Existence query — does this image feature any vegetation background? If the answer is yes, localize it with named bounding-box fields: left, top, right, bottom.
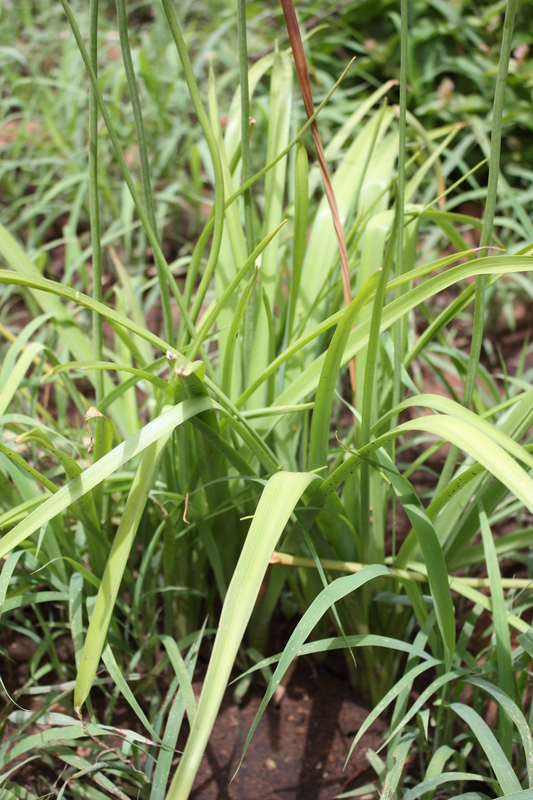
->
left=1, top=0, right=533, bottom=798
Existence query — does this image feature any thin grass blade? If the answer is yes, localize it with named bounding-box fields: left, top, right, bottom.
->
left=450, top=702, right=521, bottom=794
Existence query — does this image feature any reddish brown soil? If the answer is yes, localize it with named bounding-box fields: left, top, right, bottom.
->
left=185, top=660, right=385, bottom=800
left=0, top=647, right=384, bottom=799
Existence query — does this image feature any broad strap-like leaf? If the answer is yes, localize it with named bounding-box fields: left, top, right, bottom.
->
left=166, top=471, right=321, bottom=800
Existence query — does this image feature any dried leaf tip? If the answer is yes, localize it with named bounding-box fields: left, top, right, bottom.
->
left=85, top=406, right=104, bottom=453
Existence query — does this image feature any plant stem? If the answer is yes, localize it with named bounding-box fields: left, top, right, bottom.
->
left=464, top=0, right=517, bottom=403
left=89, top=0, right=104, bottom=405
left=279, top=0, right=355, bottom=397
left=392, top=0, right=407, bottom=413
left=160, top=0, right=225, bottom=332
left=270, top=551, right=533, bottom=589
left=61, top=0, right=197, bottom=341
left=237, top=0, right=254, bottom=255
left=116, top=0, right=174, bottom=345
left=180, top=58, right=354, bottom=338
left=436, top=0, right=517, bottom=491
left=391, top=0, right=408, bottom=560
left=237, top=0, right=256, bottom=386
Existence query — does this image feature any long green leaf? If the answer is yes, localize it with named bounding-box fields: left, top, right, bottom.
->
left=382, top=734, right=417, bottom=800
left=45, top=361, right=173, bottom=398
left=160, top=0, right=225, bottom=327
left=187, top=222, right=285, bottom=360
left=404, top=772, right=493, bottom=800
left=166, top=471, right=320, bottom=800
left=253, top=254, right=533, bottom=415
left=0, top=398, right=212, bottom=559
left=0, top=225, right=116, bottom=399
left=150, top=626, right=205, bottom=799
left=235, top=633, right=435, bottom=680
left=358, top=415, right=533, bottom=520
left=346, top=658, right=441, bottom=763
left=240, top=565, right=409, bottom=771
left=450, top=702, right=521, bottom=795
left=221, top=269, right=257, bottom=399
left=101, top=643, right=160, bottom=742
left=374, top=392, right=533, bottom=472
left=159, top=636, right=197, bottom=725
left=0, top=342, right=44, bottom=417
left=468, top=676, right=533, bottom=786
left=479, top=503, right=514, bottom=760
left=74, top=427, right=171, bottom=710
left=0, top=316, right=51, bottom=393
left=308, top=270, right=381, bottom=472
left=376, top=449, right=455, bottom=667
left=0, top=269, right=173, bottom=356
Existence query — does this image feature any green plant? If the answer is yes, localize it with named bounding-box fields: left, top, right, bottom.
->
left=0, top=0, right=532, bottom=797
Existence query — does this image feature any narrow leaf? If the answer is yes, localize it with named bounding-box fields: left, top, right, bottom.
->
left=450, top=702, right=521, bottom=795
left=74, top=430, right=171, bottom=710
left=0, top=398, right=212, bottom=559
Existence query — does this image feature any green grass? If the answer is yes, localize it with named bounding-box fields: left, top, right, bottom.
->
left=1, top=0, right=533, bottom=798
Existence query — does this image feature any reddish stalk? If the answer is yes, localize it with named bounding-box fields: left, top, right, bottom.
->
left=280, top=0, right=356, bottom=397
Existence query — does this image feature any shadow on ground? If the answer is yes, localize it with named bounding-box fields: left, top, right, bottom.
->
left=185, top=659, right=385, bottom=800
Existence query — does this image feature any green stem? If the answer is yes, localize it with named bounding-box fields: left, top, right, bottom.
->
left=464, top=0, right=518, bottom=406
left=89, top=0, right=104, bottom=405
left=60, top=0, right=197, bottom=342
left=116, top=0, right=174, bottom=344
left=160, top=0, right=225, bottom=332
left=390, top=0, right=409, bottom=560
left=237, top=0, right=256, bottom=387
left=237, top=0, right=254, bottom=254
left=358, top=218, right=397, bottom=559
left=392, top=0, right=408, bottom=414
left=436, top=0, right=517, bottom=491
left=181, top=141, right=242, bottom=320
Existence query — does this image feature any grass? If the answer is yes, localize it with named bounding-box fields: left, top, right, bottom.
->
left=1, top=0, right=533, bottom=797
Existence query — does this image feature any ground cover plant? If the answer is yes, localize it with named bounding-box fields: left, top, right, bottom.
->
left=1, top=0, right=533, bottom=798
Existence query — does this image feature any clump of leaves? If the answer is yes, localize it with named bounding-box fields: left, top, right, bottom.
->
left=0, top=0, right=532, bottom=798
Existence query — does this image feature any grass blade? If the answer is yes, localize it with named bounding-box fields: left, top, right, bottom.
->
left=381, top=735, right=416, bottom=800
left=116, top=0, right=173, bottom=343
left=166, top=471, right=320, bottom=800
left=160, top=0, right=224, bottom=329
left=479, top=502, right=514, bottom=760
left=0, top=342, right=44, bottom=417
left=240, top=565, right=410, bottom=770
left=376, top=449, right=455, bottom=668
left=150, top=627, right=205, bottom=799
left=221, top=269, right=257, bottom=399
left=308, top=271, right=380, bottom=472
left=159, top=636, right=197, bottom=726
left=0, top=397, right=213, bottom=559
left=74, top=426, right=172, bottom=711
left=288, top=139, right=308, bottom=342
left=467, top=676, right=533, bottom=787
left=450, top=702, right=521, bottom=795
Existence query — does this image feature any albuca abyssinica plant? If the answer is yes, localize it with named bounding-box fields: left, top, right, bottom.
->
left=0, top=0, right=532, bottom=797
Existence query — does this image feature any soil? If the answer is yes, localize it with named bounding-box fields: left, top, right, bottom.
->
left=184, top=659, right=385, bottom=800
left=0, top=642, right=384, bottom=799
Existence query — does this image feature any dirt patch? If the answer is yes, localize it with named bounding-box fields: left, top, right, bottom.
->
left=185, top=659, right=385, bottom=800
left=0, top=638, right=385, bottom=799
